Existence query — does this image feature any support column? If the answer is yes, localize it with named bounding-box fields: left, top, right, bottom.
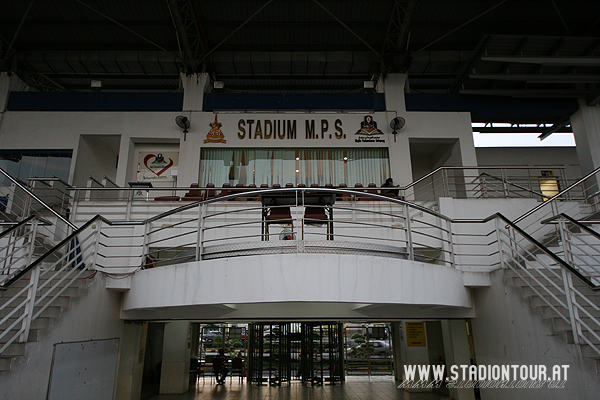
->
left=159, top=321, right=192, bottom=394
left=0, top=72, right=28, bottom=112
left=398, top=320, right=431, bottom=392
left=441, top=319, right=476, bottom=400
left=178, top=72, right=210, bottom=187
left=570, top=100, right=600, bottom=191
left=115, top=322, right=147, bottom=400
left=181, top=72, right=210, bottom=112
left=383, top=74, right=413, bottom=189
left=391, top=321, right=403, bottom=381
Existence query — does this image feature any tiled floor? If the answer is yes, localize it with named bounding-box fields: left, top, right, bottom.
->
left=144, top=376, right=445, bottom=400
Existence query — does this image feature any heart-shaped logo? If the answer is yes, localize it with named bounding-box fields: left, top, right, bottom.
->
left=143, top=154, right=174, bottom=176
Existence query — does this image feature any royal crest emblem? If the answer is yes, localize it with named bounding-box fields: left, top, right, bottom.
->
left=355, top=115, right=384, bottom=136
left=205, top=115, right=226, bottom=143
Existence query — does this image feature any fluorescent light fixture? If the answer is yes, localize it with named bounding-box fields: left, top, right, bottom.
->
left=90, top=80, right=102, bottom=91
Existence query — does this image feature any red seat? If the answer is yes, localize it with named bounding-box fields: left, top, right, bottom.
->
left=218, top=183, right=232, bottom=197
left=266, top=206, right=292, bottom=224
left=338, top=183, right=350, bottom=200
left=206, top=183, right=216, bottom=198
left=304, top=206, right=328, bottom=224
left=182, top=183, right=204, bottom=201
left=154, top=196, right=180, bottom=201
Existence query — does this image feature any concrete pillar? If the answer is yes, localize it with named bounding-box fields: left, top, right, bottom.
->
left=159, top=321, right=192, bottom=394
left=384, top=74, right=412, bottom=188
left=0, top=72, right=28, bottom=112
left=570, top=100, right=600, bottom=191
left=181, top=72, right=210, bottom=112
left=115, top=322, right=147, bottom=400
left=441, top=319, right=476, bottom=400
left=391, top=321, right=404, bottom=381
left=398, top=320, right=431, bottom=392
left=384, top=73, right=407, bottom=113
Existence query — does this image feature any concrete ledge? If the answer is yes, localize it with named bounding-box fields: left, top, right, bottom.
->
left=462, top=271, right=491, bottom=287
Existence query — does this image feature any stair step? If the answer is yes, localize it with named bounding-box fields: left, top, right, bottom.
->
left=1, top=286, right=81, bottom=299
left=0, top=357, right=11, bottom=372
left=0, top=305, right=61, bottom=319
left=0, top=317, right=49, bottom=331
left=0, top=329, right=39, bottom=344
left=581, top=345, right=600, bottom=359
left=1, top=342, right=25, bottom=357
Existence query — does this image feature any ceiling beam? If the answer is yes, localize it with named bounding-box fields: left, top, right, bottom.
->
left=418, top=0, right=510, bottom=51
left=381, top=0, right=416, bottom=72
left=71, top=0, right=184, bottom=63
left=468, top=74, right=600, bottom=83
left=460, top=89, right=597, bottom=97
left=0, top=0, right=35, bottom=69
left=166, top=0, right=200, bottom=73
left=199, top=0, right=275, bottom=63
left=481, top=56, right=600, bottom=66
left=311, top=0, right=382, bottom=61
left=538, top=116, right=571, bottom=140
left=449, top=35, right=491, bottom=93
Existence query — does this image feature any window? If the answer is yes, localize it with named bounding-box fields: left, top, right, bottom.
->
left=0, top=150, right=72, bottom=185
left=199, top=148, right=390, bottom=187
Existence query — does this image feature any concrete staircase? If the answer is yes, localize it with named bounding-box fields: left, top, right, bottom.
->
left=0, top=268, right=92, bottom=372
left=507, top=268, right=600, bottom=372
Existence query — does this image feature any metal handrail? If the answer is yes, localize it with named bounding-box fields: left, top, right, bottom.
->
left=27, top=176, right=72, bottom=188
left=513, top=165, right=600, bottom=225
left=0, top=216, right=36, bottom=239
left=472, top=172, right=546, bottom=198
left=486, top=213, right=598, bottom=290
left=0, top=214, right=136, bottom=289
left=0, top=167, right=77, bottom=230
left=142, top=187, right=452, bottom=224
left=541, top=213, right=600, bottom=240
left=403, top=165, right=568, bottom=191
left=102, top=175, right=119, bottom=187
left=88, top=175, right=104, bottom=187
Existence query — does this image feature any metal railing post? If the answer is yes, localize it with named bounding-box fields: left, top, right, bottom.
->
left=92, top=220, right=102, bottom=270
left=20, top=219, right=40, bottom=342
left=141, top=221, right=150, bottom=268
left=495, top=217, right=507, bottom=270
left=501, top=168, right=509, bottom=198
left=442, top=168, right=449, bottom=197
left=196, top=203, right=206, bottom=261
left=446, top=218, right=455, bottom=268
left=562, top=269, right=581, bottom=345
left=19, top=264, right=40, bottom=343
left=557, top=216, right=582, bottom=344
left=404, top=203, right=414, bottom=261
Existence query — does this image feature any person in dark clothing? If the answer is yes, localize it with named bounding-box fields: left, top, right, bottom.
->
left=382, top=177, right=400, bottom=196
left=213, top=348, right=229, bottom=384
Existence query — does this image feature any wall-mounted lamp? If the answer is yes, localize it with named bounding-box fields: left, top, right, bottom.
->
left=213, top=81, right=225, bottom=90
left=91, top=80, right=102, bottom=91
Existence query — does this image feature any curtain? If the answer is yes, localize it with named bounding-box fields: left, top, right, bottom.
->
left=200, top=148, right=389, bottom=187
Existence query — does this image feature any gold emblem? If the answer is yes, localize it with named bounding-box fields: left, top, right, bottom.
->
left=205, top=115, right=226, bottom=143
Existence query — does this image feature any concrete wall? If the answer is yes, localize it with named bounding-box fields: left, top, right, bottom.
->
left=0, top=274, right=124, bottom=399
left=471, top=269, right=600, bottom=400
left=0, top=107, right=475, bottom=192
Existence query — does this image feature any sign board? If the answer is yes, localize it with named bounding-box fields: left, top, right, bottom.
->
left=405, top=322, right=426, bottom=347
left=138, top=151, right=179, bottom=182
